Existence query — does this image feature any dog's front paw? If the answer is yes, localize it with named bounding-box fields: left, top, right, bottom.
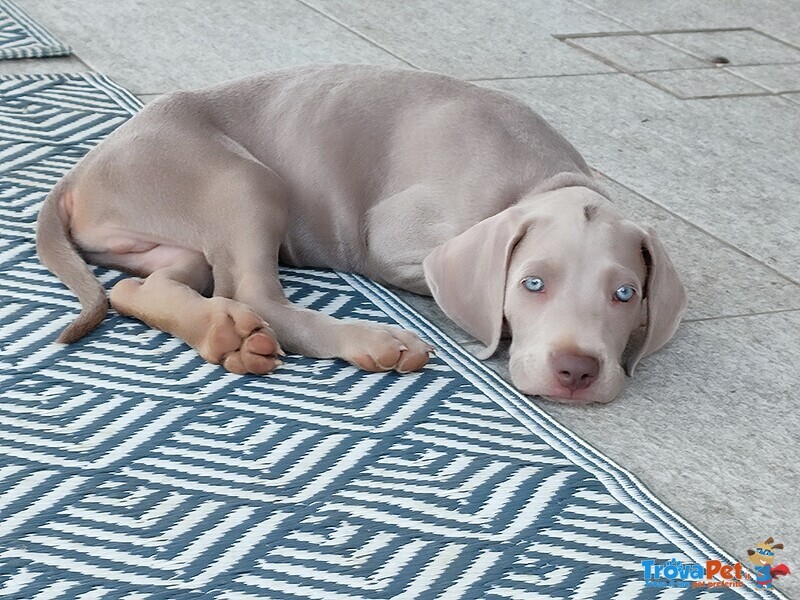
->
left=342, top=325, right=433, bottom=373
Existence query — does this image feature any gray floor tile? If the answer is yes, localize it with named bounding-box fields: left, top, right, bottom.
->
left=304, top=0, right=620, bottom=78
left=136, top=94, right=161, bottom=105
left=782, top=91, right=800, bottom=104
left=16, top=0, right=408, bottom=94
left=482, top=74, right=800, bottom=281
left=727, top=63, right=800, bottom=93
left=638, top=67, right=769, bottom=98
left=466, top=0, right=634, bottom=34
left=0, top=55, right=88, bottom=76
left=655, top=29, right=800, bottom=66
left=569, top=34, right=707, bottom=71
left=576, top=0, right=800, bottom=48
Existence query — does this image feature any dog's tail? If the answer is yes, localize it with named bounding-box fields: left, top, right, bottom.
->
left=36, top=178, right=108, bottom=342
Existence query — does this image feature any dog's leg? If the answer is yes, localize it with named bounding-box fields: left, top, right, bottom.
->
left=206, top=237, right=430, bottom=373
left=109, top=250, right=282, bottom=375
left=214, top=260, right=431, bottom=373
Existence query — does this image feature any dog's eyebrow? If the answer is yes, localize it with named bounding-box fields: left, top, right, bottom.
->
left=583, top=204, right=599, bottom=222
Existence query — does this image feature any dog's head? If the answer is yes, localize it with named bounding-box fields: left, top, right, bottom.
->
left=748, top=538, right=784, bottom=566
left=423, top=186, right=686, bottom=404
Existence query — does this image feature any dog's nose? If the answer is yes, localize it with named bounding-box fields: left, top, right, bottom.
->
left=553, top=353, right=599, bottom=391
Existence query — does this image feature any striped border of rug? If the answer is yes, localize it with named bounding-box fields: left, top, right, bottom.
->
left=0, top=0, right=70, bottom=59
left=0, top=72, right=789, bottom=599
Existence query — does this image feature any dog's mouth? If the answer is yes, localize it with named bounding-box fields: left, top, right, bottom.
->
left=513, top=375, right=616, bottom=404
left=540, top=387, right=611, bottom=405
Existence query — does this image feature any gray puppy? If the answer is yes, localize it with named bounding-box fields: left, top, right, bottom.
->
left=37, top=64, right=686, bottom=403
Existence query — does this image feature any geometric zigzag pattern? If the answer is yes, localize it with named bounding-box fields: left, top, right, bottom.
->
left=0, top=72, right=784, bottom=599
left=0, top=0, right=70, bottom=59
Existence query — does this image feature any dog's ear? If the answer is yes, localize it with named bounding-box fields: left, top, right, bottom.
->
left=423, top=207, right=532, bottom=359
left=624, top=225, right=687, bottom=375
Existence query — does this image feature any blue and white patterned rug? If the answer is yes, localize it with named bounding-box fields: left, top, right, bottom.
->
left=0, top=73, right=787, bottom=599
left=0, top=0, right=70, bottom=60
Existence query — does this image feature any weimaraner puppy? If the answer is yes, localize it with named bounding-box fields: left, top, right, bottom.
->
left=37, top=64, right=687, bottom=404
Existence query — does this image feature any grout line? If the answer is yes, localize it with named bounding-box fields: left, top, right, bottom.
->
left=556, top=26, right=757, bottom=39
left=71, top=53, right=95, bottom=72
left=560, top=38, right=642, bottom=76
left=638, top=61, right=800, bottom=72
left=744, top=27, right=800, bottom=53
left=566, top=0, right=640, bottom=31
left=719, top=67, right=776, bottom=95
left=781, top=93, right=800, bottom=104
left=660, top=88, right=773, bottom=100
left=681, top=92, right=779, bottom=100
left=469, top=70, right=619, bottom=82
left=50, top=41, right=100, bottom=74
left=723, top=66, right=800, bottom=95
left=294, top=0, right=421, bottom=70
left=683, top=308, right=800, bottom=324
left=595, top=172, right=800, bottom=287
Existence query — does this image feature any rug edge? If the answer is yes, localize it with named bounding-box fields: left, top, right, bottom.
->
left=0, top=0, right=71, bottom=60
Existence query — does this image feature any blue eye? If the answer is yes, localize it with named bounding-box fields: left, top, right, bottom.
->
left=522, top=276, right=545, bottom=292
left=614, top=285, right=635, bottom=302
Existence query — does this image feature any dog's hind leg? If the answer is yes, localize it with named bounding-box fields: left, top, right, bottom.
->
left=232, top=276, right=433, bottom=373
left=109, top=247, right=282, bottom=375
left=204, top=169, right=433, bottom=374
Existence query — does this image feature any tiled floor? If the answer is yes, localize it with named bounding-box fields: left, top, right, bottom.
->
left=9, top=1, right=800, bottom=594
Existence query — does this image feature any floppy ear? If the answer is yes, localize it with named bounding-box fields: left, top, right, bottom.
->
left=423, top=207, right=532, bottom=359
left=624, top=226, right=687, bottom=375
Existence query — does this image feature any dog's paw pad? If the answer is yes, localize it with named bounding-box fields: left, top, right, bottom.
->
left=198, top=299, right=281, bottom=375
